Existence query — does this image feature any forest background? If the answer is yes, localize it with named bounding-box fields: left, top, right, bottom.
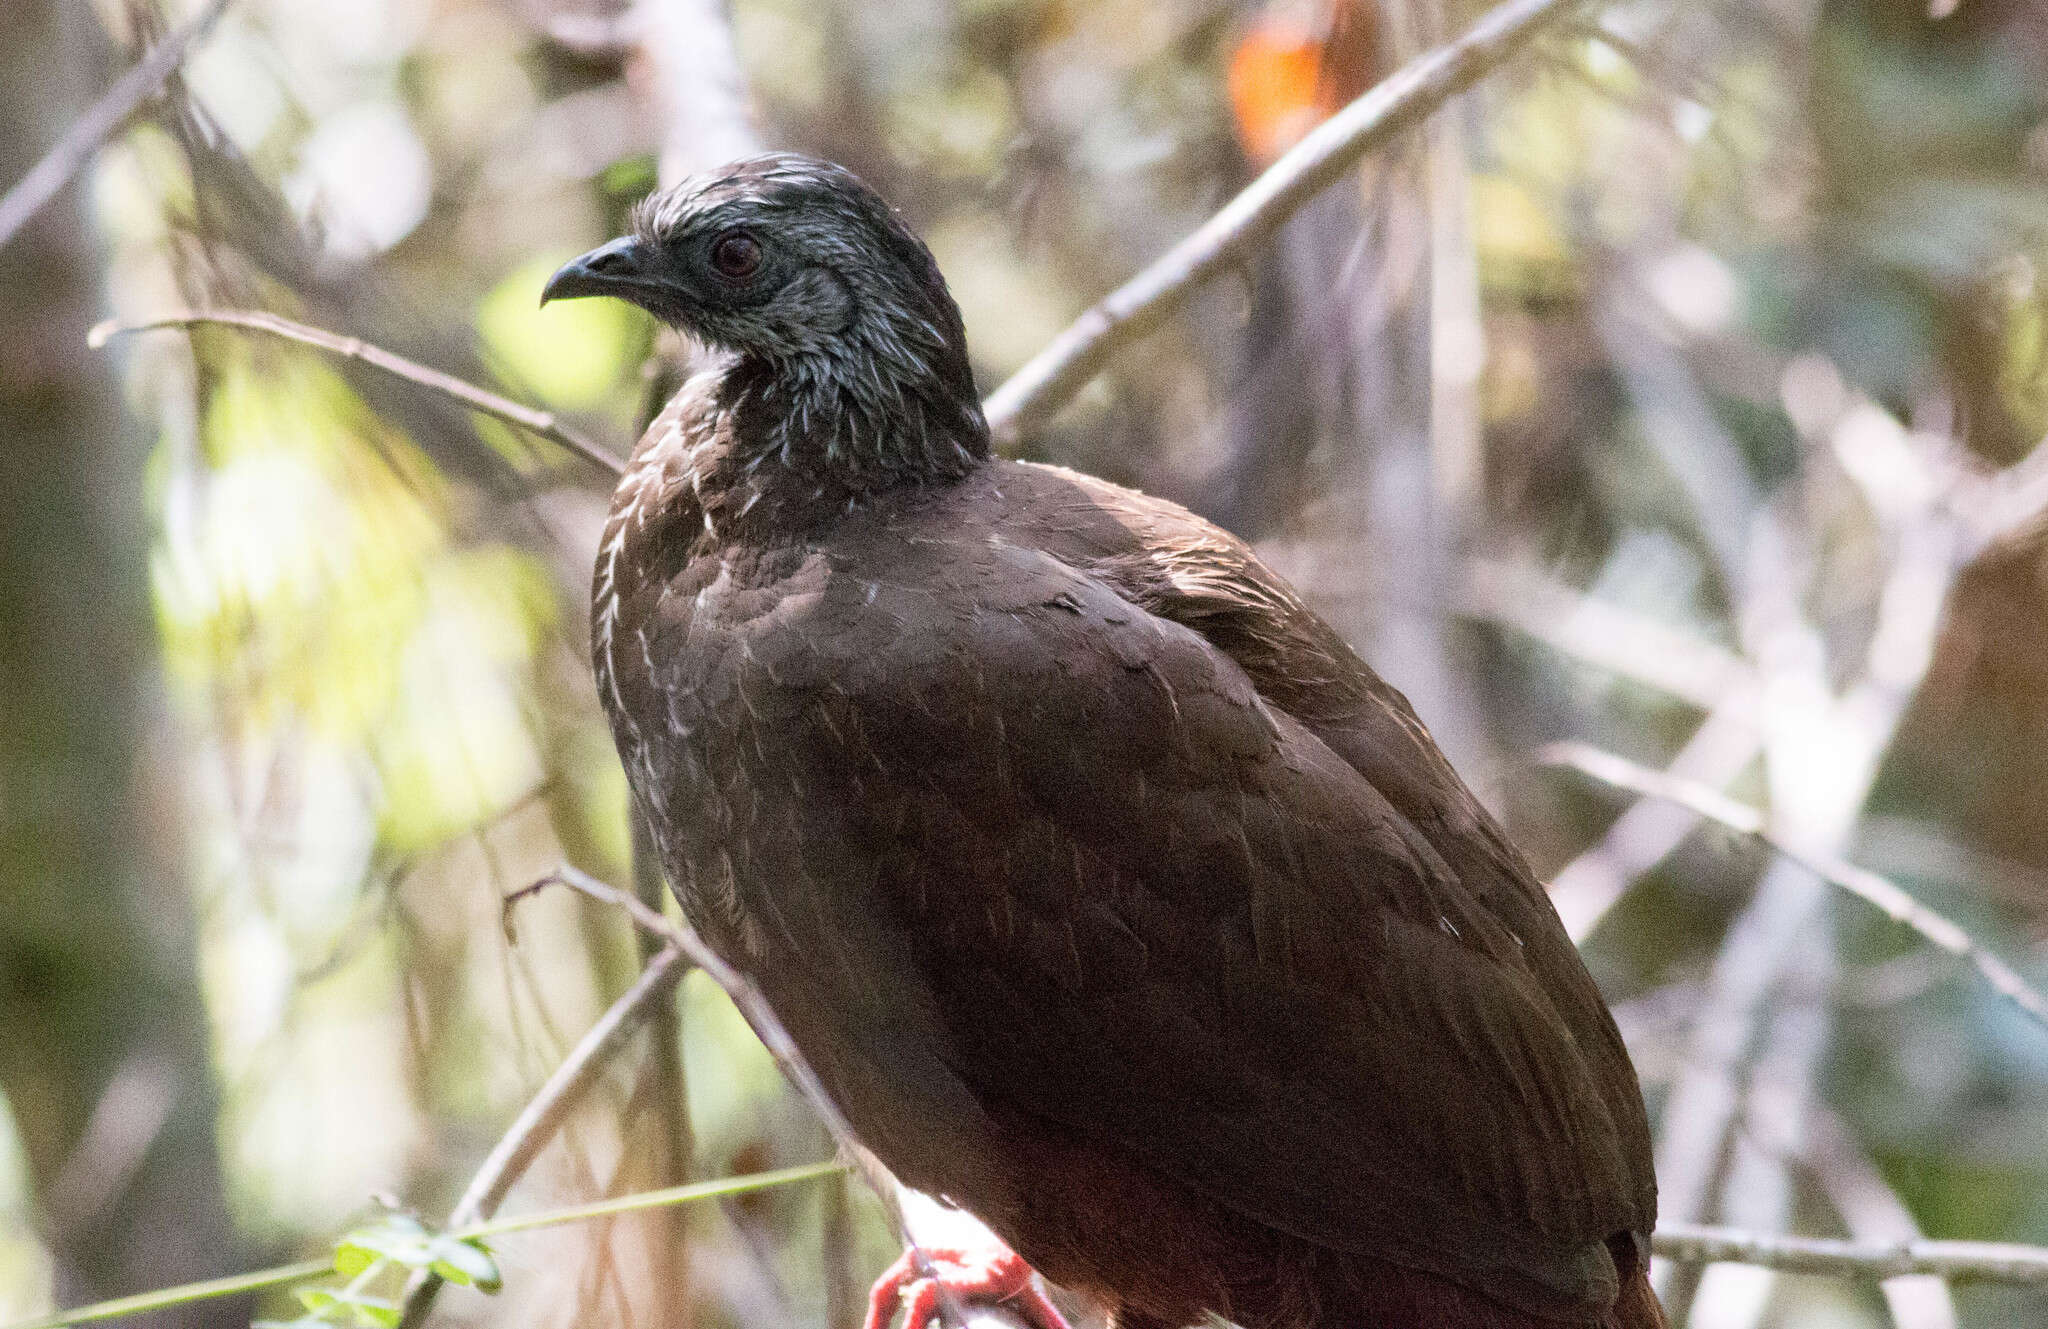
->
left=6, top=1, right=2048, bottom=1328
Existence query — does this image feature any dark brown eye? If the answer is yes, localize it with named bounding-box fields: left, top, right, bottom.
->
left=710, top=231, right=762, bottom=281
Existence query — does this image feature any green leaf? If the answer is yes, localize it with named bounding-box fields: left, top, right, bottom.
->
left=338, top=1215, right=437, bottom=1270
left=425, top=1236, right=500, bottom=1292
left=289, top=1286, right=403, bottom=1327
left=331, top=1243, right=376, bottom=1279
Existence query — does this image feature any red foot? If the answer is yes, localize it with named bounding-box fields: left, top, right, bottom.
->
left=864, top=1244, right=1073, bottom=1329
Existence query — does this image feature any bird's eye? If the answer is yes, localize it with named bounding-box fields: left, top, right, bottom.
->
left=710, top=231, right=762, bottom=281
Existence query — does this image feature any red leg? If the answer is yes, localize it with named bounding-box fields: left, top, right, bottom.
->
left=864, top=1244, right=1072, bottom=1329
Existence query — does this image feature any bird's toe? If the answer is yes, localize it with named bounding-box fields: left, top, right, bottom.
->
left=864, top=1244, right=1073, bottom=1329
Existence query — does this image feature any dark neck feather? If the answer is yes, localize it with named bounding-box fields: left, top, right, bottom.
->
left=722, top=335, right=989, bottom=491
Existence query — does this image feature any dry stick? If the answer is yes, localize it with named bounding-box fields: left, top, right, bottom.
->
left=394, top=944, right=689, bottom=1328
left=522, top=871, right=1023, bottom=1329
left=88, top=311, right=625, bottom=478
left=1, top=1165, right=848, bottom=1329
left=1799, top=1107, right=1958, bottom=1329
left=1458, top=558, right=1757, bottom=712
left=0, top=0, right=233, bottom=252
left=520, top=874, right=1030, bottom=1327
left=981, top=0, right=1589, bottom=442
left=1540, top=741, right=2048, bottom=1033
left=1651, top=1225, right=2048, bottom=1286
left=518, top=868, right=914, bottom=1236
left=524, top=866, right=1018, bottom=1329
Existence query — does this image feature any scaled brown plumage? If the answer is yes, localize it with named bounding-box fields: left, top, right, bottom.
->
left=545, top=154, right=1665, bottom=1329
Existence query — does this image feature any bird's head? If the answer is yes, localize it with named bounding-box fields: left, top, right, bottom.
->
left=544, top=154, right=987, bottom=472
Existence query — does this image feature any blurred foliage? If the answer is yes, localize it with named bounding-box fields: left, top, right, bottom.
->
left=6, top=0, right=2048, bottom=1327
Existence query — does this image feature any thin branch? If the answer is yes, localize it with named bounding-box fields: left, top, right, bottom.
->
left=2, top=1163, right=844, bottom=1329
left=519, top=867, right=1005, bottom=1327
left=544, top=10, right=642, bottom=57
left=1547, top=695, right=1763, bottom=941
left=982, top=0, right=1589, bottom=443
left=1541, top=741, right=2048, bottom=1032
left=1460, top=558, right=1756, bottom=711
left=0, top=0, right=232, bottom=252
left=626, top=815, right=695, bottom=1326
left=514, top=868, right=908, bottom=1225
left=395, top=944, right=688, bottom=1327
left=32, top=1198, right=2048, bottom=1329
left=1652, top=1224, right=2048, bottom=1286
left=458, top=949, right=686, bottom=1228
left=89, top=310, right=625, bottom=478
left=1800, top=1107, right=1957, bottom=1329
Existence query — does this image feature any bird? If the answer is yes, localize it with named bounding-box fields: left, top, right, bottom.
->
left=543, top=153, right=1665, bottom=1329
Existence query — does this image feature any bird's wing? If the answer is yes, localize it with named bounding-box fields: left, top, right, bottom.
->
left=1023, top=467, right=1659, bottom=1244
left=734, top=526, right=1642, bottom=1319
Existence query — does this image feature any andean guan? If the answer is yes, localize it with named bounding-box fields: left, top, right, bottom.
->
left=543, top=154, right=1664, bottom=1329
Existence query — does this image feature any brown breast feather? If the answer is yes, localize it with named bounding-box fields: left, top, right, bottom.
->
left=607, top=440, right=1657, bottom=1324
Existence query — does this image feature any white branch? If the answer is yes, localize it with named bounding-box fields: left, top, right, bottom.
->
left=1547, top=697, right=1762, bottom=941
left=1542, top=741, right=2048, bottom=1032
left=1460, top=558, right=1755, bottom=711
left=1802, top=1108, right=1957, bottom=1329
left=632, top=0, right=761, bottom=184
left=1653, top=1224, right=2048, bottom=1286
left=982, top=0, right=1590, bottom=443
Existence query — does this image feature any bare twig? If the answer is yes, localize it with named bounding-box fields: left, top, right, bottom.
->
left=0, top=0, right=232, bottom=252
left=1460, top=559, right=1756, bottom=711
left=1652, top=1224, right=2048, bottom=1285
left=2, top=1164, right=847, bottom=1329
left=627, top=816, right=695, bottom=1326
left=981, top=0, right=1589, bottom=443
left=1801, top=1107, right=1957, bottom=1329
left=1542, top=741, right=2048, bottom=1032
left=1547, top=696, right=1763, bottom=941
left=519, top=867, right=1011, bottom=1327
left=514, top=868, right=906, bottom=1221
left=89, top=310, right=625, bottom=478
left=544, top=10, right=642, bottom=57
left=395, top=944, right=689, bottom=1327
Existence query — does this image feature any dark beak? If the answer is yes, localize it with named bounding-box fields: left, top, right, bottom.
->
left=541, top=235, right=659, bottom=307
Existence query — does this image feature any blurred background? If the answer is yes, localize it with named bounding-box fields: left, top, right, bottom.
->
left=4, top=0, right=2048, bottom=1327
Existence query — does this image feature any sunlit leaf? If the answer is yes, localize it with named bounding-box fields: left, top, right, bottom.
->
left=425, top=1235, right=501, bottom=1292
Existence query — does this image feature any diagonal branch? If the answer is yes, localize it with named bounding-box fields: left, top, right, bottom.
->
left=1459, top=558, right=1756, bottom=711
left=513, top=868, right=909, bottom=1227
left=1800, top=1106, right=1957, bottom=1329
left=395, top=943, right=689, bottom=1327
left=1546, top=696, right=1763, bottom=941
left=512, top=868, right=1013, bottom=1328
left=0, top=0, right=232, bottom=253
left=1541, top=741, right=2048, bottom=1033
left=982, top=0, right=1589, bottom=443
left=89, top=310, right=625, bottom=478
